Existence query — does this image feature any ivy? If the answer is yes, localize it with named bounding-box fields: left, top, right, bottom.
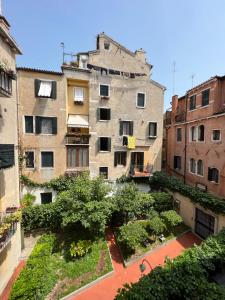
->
left=150, top=172, right=225, bottom=215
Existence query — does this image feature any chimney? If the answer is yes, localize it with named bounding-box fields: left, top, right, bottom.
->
left=135, top=48, right=146, bottom=63
left=172, top=95, right=179, bottom=114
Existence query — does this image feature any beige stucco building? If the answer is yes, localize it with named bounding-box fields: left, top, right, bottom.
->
left=0, top=14, right=22, bottom=296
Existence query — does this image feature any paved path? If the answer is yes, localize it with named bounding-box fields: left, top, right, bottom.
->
left=70, top=229, right=201, bottom=300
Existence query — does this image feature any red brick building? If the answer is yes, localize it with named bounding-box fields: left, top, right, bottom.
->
left=165, top=75, right=225, bottom=199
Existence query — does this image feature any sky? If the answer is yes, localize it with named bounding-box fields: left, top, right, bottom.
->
left=3, top=0, right=225, bottom=110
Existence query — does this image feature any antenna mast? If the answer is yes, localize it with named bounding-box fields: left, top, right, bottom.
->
left=0, top=0, right=3, bottom=15
left=191, top=73, right=195, bottom=88
left=172, top=61, right=176, bottom=95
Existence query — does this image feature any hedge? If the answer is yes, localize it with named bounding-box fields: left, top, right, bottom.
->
left=150, top=171, right=225, bottom=215
left=116, top=229, right=225, bottom=299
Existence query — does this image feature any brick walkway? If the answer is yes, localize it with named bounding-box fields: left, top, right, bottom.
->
left=69, top=229, right=201, bottom=300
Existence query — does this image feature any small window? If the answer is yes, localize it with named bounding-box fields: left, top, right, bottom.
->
left=99, top=137, right=111, bottom=152
left=197, top=160, right=204, bottom=176
left=41, top=192, right=52, bottom=204
left=100, top=84, right=109, bottom=97
left=176, top=128, right=182, bottom=142
left=114, top=151, right=127, bottom=167
left=149, top=122, right=157, bottom=138
left=198, top=125, right=204, bottom=141
left=190, top=126, right=197, bottom=142
left=35, top=117, right=57, bottom=135
left=25, top=151, right=34, bottom=168
left=174, top=156, right=181, bottom=170
left=104, top=41, right=110, bottom=50
left=35, top=79, right=57, bottom=99
left=74, top=87, right=84, bottom=103
left=119, top=121, right=133, bottom=136
left=137, top=93, right=145, bottom=108
left=99, top=167, right=108, bottom=179
left=41, top=151, right=54, bottom=168
left=212, top=130, right=221, bottom=141
left=98, top=108, right=111, bottom=121
left=202, top=89, right=210, bottom=106
left=189, top=95, right=196, bottom=110
left=24, top=116, right=34, bottom=134
left=190, top=158, right=196, bottom=174
left=208, top=167, right=219, bottom=183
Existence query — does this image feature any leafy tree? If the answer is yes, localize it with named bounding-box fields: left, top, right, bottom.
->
left=160, top=210, right=183, bottom=228
left=151, top=192, right=173, bottom=213
left=20, top=193, right=36, bottom=208
left=148, top=216, right=166, bottom=236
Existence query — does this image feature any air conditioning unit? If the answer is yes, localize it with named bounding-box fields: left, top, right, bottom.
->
left=122, top=136, right=128, bottom=146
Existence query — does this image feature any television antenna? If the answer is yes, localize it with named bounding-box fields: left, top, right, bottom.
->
left=172, top=61, right=176, bottom=95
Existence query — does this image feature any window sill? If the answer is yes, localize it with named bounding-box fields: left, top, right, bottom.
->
left=74, top=101, right=84, bottom=105
left=100, top=96, right=110, bottom=100
left=99, top=151, right=111, bottom=153
left=200, top=104, right=210, bottom=109
left=136, top=106, right=145, bottom=109
left=149, top=136, right=157, bottom=139
left=208, top=181, right=219, bottom=185
left=40, top=167, right=54, bottom=170
left=98, top=120, right=110, bottom=122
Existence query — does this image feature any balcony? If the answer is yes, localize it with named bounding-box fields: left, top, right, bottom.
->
left=175, top=112, right=185, bottom=123
left=65, top=134, right=90, bottom=145
left=130, top=164, right=153, bottom=178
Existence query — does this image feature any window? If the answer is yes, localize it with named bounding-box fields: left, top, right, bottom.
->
left=212, top=130, right=221, bottom=141
left=189, top=95, right=196, bottom=110
left=198, top=125, right=204, bottom=141
left=25, top=151, right=34, bottom=168
left=202, top=89, right=210, bottom=106
left=208, top=167, right=219, bottom=183
left=174, top=156, right=181, bottom=170
left=41, top=193, right=52, bottom=204
left=98, top=108, right=111, bottom=121
left=114, top=151, right=127, bottom=167
left=190, top=158, right=196, bottom=174
left=149, top=122, right=157, bottom=138
left=190, top=126, right=197, bottom=141
left=41, top=151, right=54, bottom=168
left=74, top=87, right=84, bottom=103
left=35, top=79, right=57, bottom=99
left=176, top=128, right=182, bottom=142
left=99, top=167, right=108, bottom=179
left=197, top=160, right=204, bottom=176
left=0, top=70, right=13, bottom=96
left=24, top=116, right=34, bottom=133
left=137, top=93, right=145, bottom=108
left=100, top=84, right=109, bottom=97
left=35, top=117, right=57, bottom=134
left=119, top=121, right=133, bottom=136
left=0, top=144, right=14, bottom=169
left=99, top=137, right=111, bottom=152
left=67, top=146, right=89, bottom=168
left=104, top=41, right=110, bottom=50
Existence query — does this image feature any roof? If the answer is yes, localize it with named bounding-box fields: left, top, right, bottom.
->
left=150, top=79, right=166, bottom=91
left=0, top=20, right=22, bottom=54
left=67, top=115, right=89, bottom=128
left=16, top=67, right=63, bottom=75
left=187, top=75, right=225, bottom=94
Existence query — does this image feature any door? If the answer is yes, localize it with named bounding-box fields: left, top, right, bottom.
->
left=195, top=208, right=215, bottom=239
left=131, top=152, right=144, bottom=172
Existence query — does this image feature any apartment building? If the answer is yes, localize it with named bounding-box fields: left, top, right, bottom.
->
left=63, top=33, right=165, bottom=181
left=0, top=13, right=22, bottom=295
left=165, top=75, right=225, bottom=199
left=17, top=68, right=67, bottom=204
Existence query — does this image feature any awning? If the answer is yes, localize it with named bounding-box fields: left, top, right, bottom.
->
left=67, top=115, right=89, bottom=128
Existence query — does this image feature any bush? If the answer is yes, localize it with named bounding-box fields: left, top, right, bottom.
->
left=151, top=192, right=173, bottom=213
left=118, top=222, right=148, bottom=251
left=70, top=240, right=92, bottom=258
left=20, top=193, right=36, bottom=208
left=160, top=210, right=183, bottom=228
left=10, top=234, right=57, bottom=300
left=148, top=216, right=166, bottom=236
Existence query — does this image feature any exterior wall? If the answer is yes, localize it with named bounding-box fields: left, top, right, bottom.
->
left=22, top=186, right=57, bottom=205
left=17, top=70, right=67, bottom=183
left=0, top=18, right=21, bottom=295
left=67, top=79, right=89, bottom=115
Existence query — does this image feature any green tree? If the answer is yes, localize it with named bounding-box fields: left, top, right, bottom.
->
left=160, top=210, right=183, bottom=228
left=148, top=216, right=166, bottom=236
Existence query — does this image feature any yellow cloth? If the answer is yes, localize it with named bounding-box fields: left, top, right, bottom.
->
left=127, top=136, right=136, bottom=149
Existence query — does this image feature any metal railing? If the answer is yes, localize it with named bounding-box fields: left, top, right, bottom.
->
left=130, top=164, right=153, bottom=177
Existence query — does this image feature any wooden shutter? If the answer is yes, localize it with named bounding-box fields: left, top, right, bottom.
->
left=97, top=108, right=100, bottom=120
left=34, top=79, right=41, bottom=97
left=35, top=116, right=41, bottom=134
left=51, top=81, right=57, bottom=99
left=107, top=109, right=111, bottom=120
left=0, top=144, right=15, bottom=169
left=114, top=152, right=118, bottom=167
left=119, top=121, right=123, bottom=136
left=108, top=138, right=111, bottom=151
left=154, top=123, right=157, bottom=136
left=130, top=121, right=134, bottom=135
left=52, top=117, right=57, bottom=134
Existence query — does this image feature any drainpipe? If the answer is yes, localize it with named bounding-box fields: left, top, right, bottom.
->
left=15, top=71, right=21, bottom=199
left=183, top=94, right=188, bottom=184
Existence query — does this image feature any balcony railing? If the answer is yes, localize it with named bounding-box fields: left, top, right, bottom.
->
left=130, top=164, right=153, bottom=178
left=175, top=112, right=185, bottom=123
left=65, top=135, right=89, bottom=145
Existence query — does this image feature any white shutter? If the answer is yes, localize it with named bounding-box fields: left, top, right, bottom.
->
left=74, top=87, right=84, bottom=102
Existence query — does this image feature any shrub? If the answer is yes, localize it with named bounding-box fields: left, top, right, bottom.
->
left=20, top=193, right=36, bottom=208
left=160, top=210, right=183, bottom=228
left=10, top=234, right=57, bottom=300
left=69, top=240, right=92, bottom=258
left=151, top=192, right=173, bottom=213
left=118, top=222, right=148, bottom=251
left=148, top=216, right=166, bottom=236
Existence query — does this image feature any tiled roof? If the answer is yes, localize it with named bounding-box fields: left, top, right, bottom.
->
left=16, top=67, right=63, bottom=75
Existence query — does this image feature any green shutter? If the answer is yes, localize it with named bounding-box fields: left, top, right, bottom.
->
left=130, top=121, right=134, bottom=136
left=119, top=121, right=123, bottom=136
left=107, top=109, right=111, bottom=120
left=52, top=117, right=57, bottom=134
left=51, top=81, right=57, bottom=99
left=34, top=79, right=41, bottom=97
left=114, top=152, right=118, bottom=167
left=108, top=138, right=111, bottom=152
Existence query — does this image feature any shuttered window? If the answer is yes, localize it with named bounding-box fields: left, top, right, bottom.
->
left=35, top=79, right=57, bottom=99
left=24, top=116, right=34, bottom=133
left=35, top=117, right=57, bottom=134
left=0, top=144, right=15, bottom=169
left=114, top=151, right=127, bottom=167
left=41, top=151, right=54, bottom=168
left=119, top=121, right=133, bottom=136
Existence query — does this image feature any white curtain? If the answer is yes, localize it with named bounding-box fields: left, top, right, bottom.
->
left=74, top=87, right=84, bottom=102
left=38, top=81, right=52, bottom=97
left=41, top=118, right=52, bottom=134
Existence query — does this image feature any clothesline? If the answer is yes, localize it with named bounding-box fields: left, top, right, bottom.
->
left=87, top=63, right=147, bottom=79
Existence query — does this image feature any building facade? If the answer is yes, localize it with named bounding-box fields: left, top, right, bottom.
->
left=0, top=14, right=22, bottom=295
left=166, top=75, right=225, bottom=199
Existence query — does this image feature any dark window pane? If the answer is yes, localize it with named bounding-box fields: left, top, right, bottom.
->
left=137, top=93, right=145, bottom=107
left=41, top=193, right=52, bottom=204
left=41, top=152, right=54, bottom=168
left=149, top=122, right=157, bottom=137
left=189, top=95, right=196, bottom=110
left=202, top=89, right=210, bottom=106
left=212, top=130, right=220, bottom=141
left=100, top=85, right=109, bottom=97
left=99, top=108, right=111, bottom=120
left=174, top=156, right=181, bottom=169
left=114, top=151, right=126, bottom=166
left=0, top=144, right=15, bottom=169
left=25, top=116, right=34, bottom=133
left=25, top=151, right=34, bottom=168
left=99, top=137, right=111, bottom=151
left=99, top=167, right=108, bottom=179
left=176, top=128, right=182, bottom=141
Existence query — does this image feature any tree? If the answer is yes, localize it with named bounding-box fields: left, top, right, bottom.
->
left=148, top=216, right=166, bottom=236
left=160, top=210, right=183, bottom=228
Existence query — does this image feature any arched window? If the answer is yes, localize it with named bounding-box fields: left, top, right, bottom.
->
left=198, top=125, right=205, bottom=141
left=208, top=168, right=219, bottom=183
left=197, top=160, right=204, bottom=176
left=190, top=126, right=197, bottom=141
left=190, top=158, right=196, bottom=174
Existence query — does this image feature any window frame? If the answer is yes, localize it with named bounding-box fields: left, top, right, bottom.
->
left=149, top=122, right=157, bottom=138
left=197, top=159, right=204, bottom=177
left=40, top=192, right=53, bottom=204
left=40, top=151, right=54, bottom=169
left=198, top=125, right=205, bottom=142
left=24, top=150, right=35, bottom=169
left=74, top=87, right=84, bottom=103
left=176, top=127, right=182, bottom=142
left=189, top=158, right=196, bottom=174
left=35, top=78, right=57, bottom=99
left=174, top=155, right=182, bottom=170
left=190, top=126, right=197, bottom=142
left=201, top=88, right=210, bottom=107
left=104, top=41, right=110, bottom=50
left=98, top=107, right=111, bottom=121
left=99, top=166, right=108, bottom=179
left=99, top=137, right=111, bottom=152
left=136, top=92, right=146, bottom=108
left=211, top=129, right=221, bottom=142
left=189, top=95, right=196, bottom=111
left=208, top=167, right=219, bottom=184
left=99, top=84, right=110, bottom=97
left=120, top=120, right=134, bottom=136
left=35, top=116, right=57, bottom=135
left=66, top=145, right=89, bottom=169
left=114, top=151, right=127, bottom=167
left=24, top=115, right=35, bottom=134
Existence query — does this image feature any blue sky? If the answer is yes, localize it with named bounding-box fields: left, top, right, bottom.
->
left=4, top=0, right=225, bottom=109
